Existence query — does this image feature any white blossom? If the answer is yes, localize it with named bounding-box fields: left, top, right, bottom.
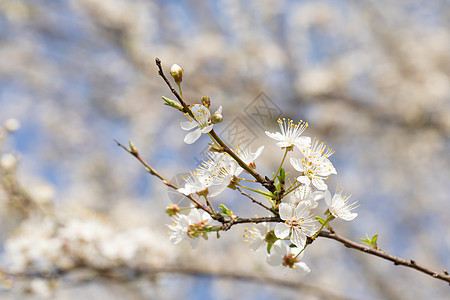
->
left=275, top=202, right=319, bottom=248
left=325, top=188, right=358, bottom=221
left=244, top=222, right=275, bottom=252
left=180, top=104, right=222, bottom=144
left=284, top=185, right=326, bottom=209
left=265, top=118, right=311, bottom=150
left=235, top=142, right=264, bottom=167
left=177, top=171, right=214, bottom=196
left=167, top=207, right=212, bottom=248
left=290, top=138, right=337, bottom=190
left=199, top=152, right=243, bottom=197
left=267, top=240, right=310, bottom=275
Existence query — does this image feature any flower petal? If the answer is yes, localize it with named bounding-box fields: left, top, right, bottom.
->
left=296, top=176, right=310, bottom=186
left=253, top=146, right=264, bottom=160
left=293, top=136, right=311, bottom=150
left=290, top=157, right=305, bottom=172
left=209, top=175, right=232, bottom=197
left=278, top=203, right=293, bottom=220
left=214, top=105, right=223, bottom=114
left=180, top=120, right=198, bottom=130
left=267, top=251, right=282, bottom=266
left=274, top=223, right=290, bottom=239
left=324, top=189, right=332, bottom=208
left=312, top=177, right=327, bottom=190
left=294, top=262, right=311, bottom=275
left=191, top=104, right=211, bottom=118
left=290, top=228, right=306, bottom=248
left=338, top=212, right=358, bottom=221
left=267, top=240, right=286, bottom=266
left=184, top=129, right=202, bottom=144
left=249, top=238, right=264, bottom=252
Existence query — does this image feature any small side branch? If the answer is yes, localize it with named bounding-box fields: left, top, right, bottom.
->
left=236, top=187, right=274, bottom=213
left=114, top=140, right=213, bottom=216
left=318, top=231, right=450, bottom=284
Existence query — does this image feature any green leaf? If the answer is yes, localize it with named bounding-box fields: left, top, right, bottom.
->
left=360, top=233, right=379, bottom=249
left=371, top=234, right=378, bottom=244
left=218, top=204, right=233, bottom=217
left=360, top=238, right=371, bottom=246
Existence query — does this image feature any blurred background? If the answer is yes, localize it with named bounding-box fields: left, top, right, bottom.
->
left=0, top=0, right=449, bottom=299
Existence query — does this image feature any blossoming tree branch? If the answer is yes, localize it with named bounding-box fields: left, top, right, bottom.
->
left=117, top=58, right=450, bottom=284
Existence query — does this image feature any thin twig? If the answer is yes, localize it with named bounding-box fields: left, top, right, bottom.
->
left=209, top=130, right=276, bottom=193
left=318, top=231, right=450, bottom=284
left=236, top=187, right=274, bottom=213
left=114, top=139, right=214, bottom=216
left=155, top=58, right=191, bottom=116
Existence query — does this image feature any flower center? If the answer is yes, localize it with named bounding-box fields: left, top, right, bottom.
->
left=282, top=253, right=300, bottom=268
left=286, top=218, right=300, bottom=227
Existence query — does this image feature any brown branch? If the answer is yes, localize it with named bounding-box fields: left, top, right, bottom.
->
left=318, top=231, right=450, bottom=284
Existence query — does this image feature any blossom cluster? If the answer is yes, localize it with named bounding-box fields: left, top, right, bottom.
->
left=164, top=64, right=358, bottom=275
left=3, top=213, right=173, bottom=294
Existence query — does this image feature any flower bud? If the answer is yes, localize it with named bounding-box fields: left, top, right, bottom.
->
left=211, top=113, right=223, bottom=124
left=165, top=204, right=180, bottom=217
left=170, top=64, right=183, bottom=83
left=201, top=96, right=210, bottom=108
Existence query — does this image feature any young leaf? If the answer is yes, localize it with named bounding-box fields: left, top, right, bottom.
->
left=360, top=233, right=379, bottom=250
left=219, top=204, right=233, bottom=217
left=277, top=168, right=286, bottom=183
